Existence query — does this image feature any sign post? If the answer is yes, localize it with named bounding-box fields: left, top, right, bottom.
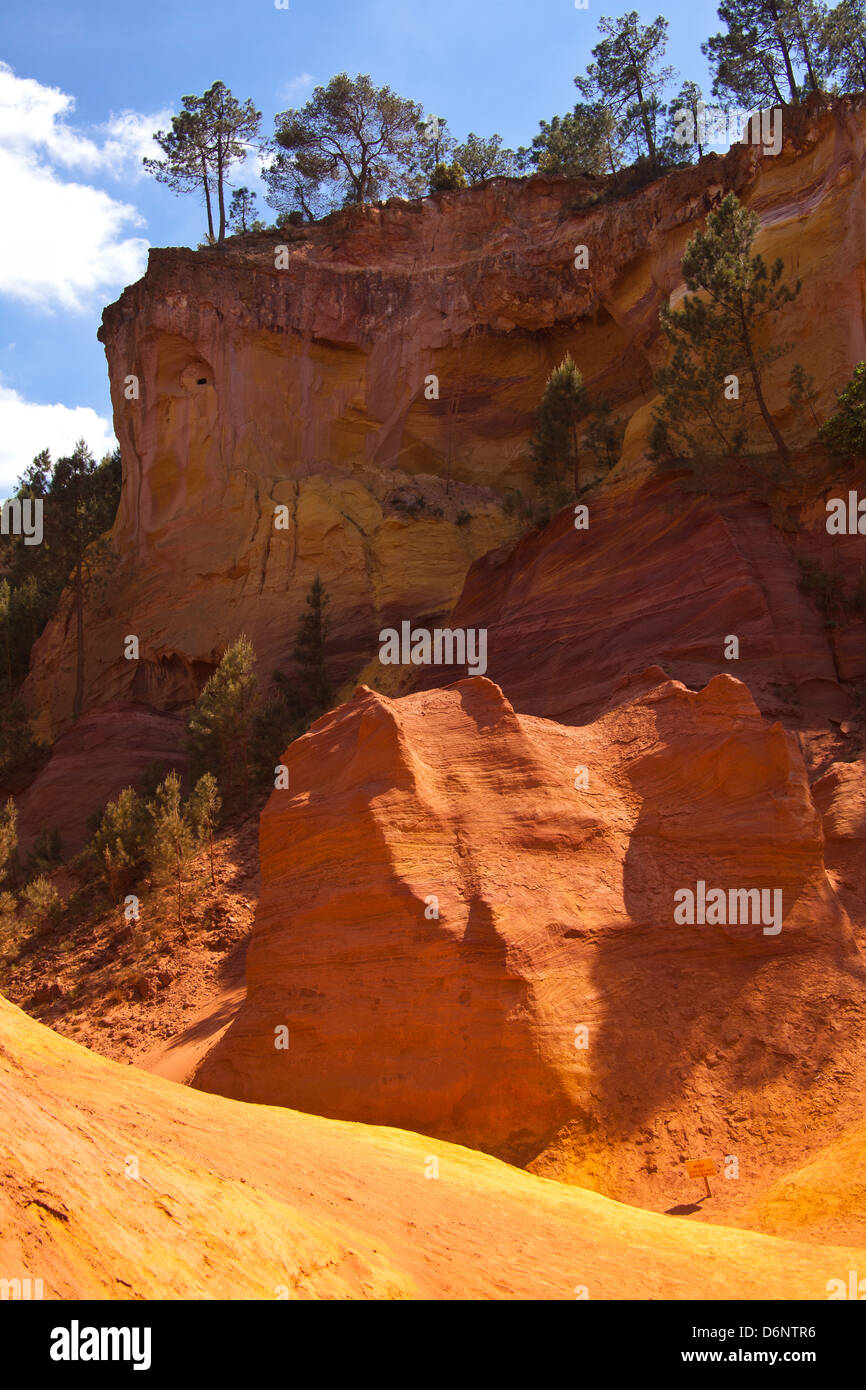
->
left=685, top=1157, right=716, bottom=1198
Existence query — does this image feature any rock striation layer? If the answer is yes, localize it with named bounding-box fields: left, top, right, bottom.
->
left=415, top=473, right=866, bottom=727
left=195, top=674, right=866, bottom=1213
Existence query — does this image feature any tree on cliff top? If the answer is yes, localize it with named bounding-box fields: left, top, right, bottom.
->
left=452, top=132, right=517, bottom=184
left=652, top=192, right=800, bottom=461
left=822, top=0, right=866, bottom=90
left=520, top=102, right=623, bottom=176
left=265, top=73, right=423, bottom=214
left=144, top=83, right=261, bottom=243
left=702, top=0, right=825, bottom=106
left=575, top=11, right=675, bottom=167
left=228, top=187, right=263, bottom=234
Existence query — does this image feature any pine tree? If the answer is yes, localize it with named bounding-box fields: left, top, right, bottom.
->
left=822, top=0, right=866, bottom=90
left=818, top=362, right=866, bottom=455
left=144, top=83, right=261, bottom=243
left=293, top=577, right=331, bottom=715
left=788, top=362, right=822, bottom=430
left=582, top=400, right=627, bottom=471
left=266, top=73, right=423, bottom=213
left=575, top=11, right=675, bottom=167
left=531, top=355, right=589, bottom=493
left=89, top=786, right=150, bottom=900
left=148, top=772, right=196, bottom=929
left=452, top=132, right=517, bottom=183
left=703, top=0, right=825, bottom=107
left=187, top=636, right=259, bottom=807
left=44, top=441, right=118, bottom=719
left=0, top=798, right=18, bottom=889
left=653, top=192, right=799, bottom=460
left=665, top=81, right=706, bottom=161
left=228, top=186, right=259, bottom=233
left=188, top=773, right=221, bottom=886
left=415, top=114, right=458, bottom=190
left=521, top=102, right=623, bottom=176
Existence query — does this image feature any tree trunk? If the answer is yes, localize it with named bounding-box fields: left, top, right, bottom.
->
left=216, top=142, right=226, bottom=242
left=758, top=52, right=787, bottom=105
left=200, top=154, right=215, bottom=241
left=799, top=27, right=821, bottom=93
left=73, top=560, right=84, bottom=719
left=740, top=308, right=790, bottom=460
left=631, top=64, right=656, bottom=164
left=175, top=844, right=183, bottom=929
left=770, top=0, right=800, bottom=100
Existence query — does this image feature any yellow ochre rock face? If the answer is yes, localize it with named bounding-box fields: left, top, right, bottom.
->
left=1, top=992, right=864, bottom=1300
left=23, top=98, right=866, bottom=740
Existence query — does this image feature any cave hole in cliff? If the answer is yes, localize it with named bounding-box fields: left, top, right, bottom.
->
left=131, top=651, right=217, bottom=710
left=153, top=334, right=215, bottom=398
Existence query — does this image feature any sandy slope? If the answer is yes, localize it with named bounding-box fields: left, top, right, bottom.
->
left=1, top=995, right=863, bottom=1300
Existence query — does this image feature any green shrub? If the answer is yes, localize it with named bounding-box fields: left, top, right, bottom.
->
left=187, top=636, right=258, bottom=809
left=429, top=161, right=467, bottom=192
left=87, top=786, right=151, bottom=899
left=819, top=363, right=866, bottom=458
left=0, top=890, right=19, bottom=955
left=27, top=825, right=62, bottom=874
left=21, top=875, right=61, bottom=930
left=0, top=798, right=18, bottom=889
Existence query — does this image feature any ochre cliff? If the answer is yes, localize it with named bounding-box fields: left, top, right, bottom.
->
left=413, top=469, right=866, bottom=728
left=195, top=674, right=866, bottom=1217
left=21, top=98, right=866, bottom=741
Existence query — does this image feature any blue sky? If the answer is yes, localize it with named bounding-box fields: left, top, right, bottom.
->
left=0, top=0, right=722, bottom=490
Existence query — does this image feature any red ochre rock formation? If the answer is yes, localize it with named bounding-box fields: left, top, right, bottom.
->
left=813, top=759, right=866, bottom=954
left=4, top=994, right=863, bottom=1300
left=6, top=703, right=187, bottom=856
left=195, top=674, right=866, bottom=1213
left=413, top=474, right=866, bottom=727
left=22, top=100, right=866, bottom=740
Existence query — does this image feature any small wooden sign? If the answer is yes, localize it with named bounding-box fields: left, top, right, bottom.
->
left=685, top=1157, right=716, bottom=1198
left=685, top=1158, right=716, bottom=1178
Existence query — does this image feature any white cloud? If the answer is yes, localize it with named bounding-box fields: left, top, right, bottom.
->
left=92, top=108, right=176, bottom=179
left=0, top=149, right=148, bottom=310
left=0, top=61, right=172, bottom=177
left=0, top=62, right=171, bottom=310
left=0, top=384, right=116, bottom=491
left=279, top=73, right=315, bottom=104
